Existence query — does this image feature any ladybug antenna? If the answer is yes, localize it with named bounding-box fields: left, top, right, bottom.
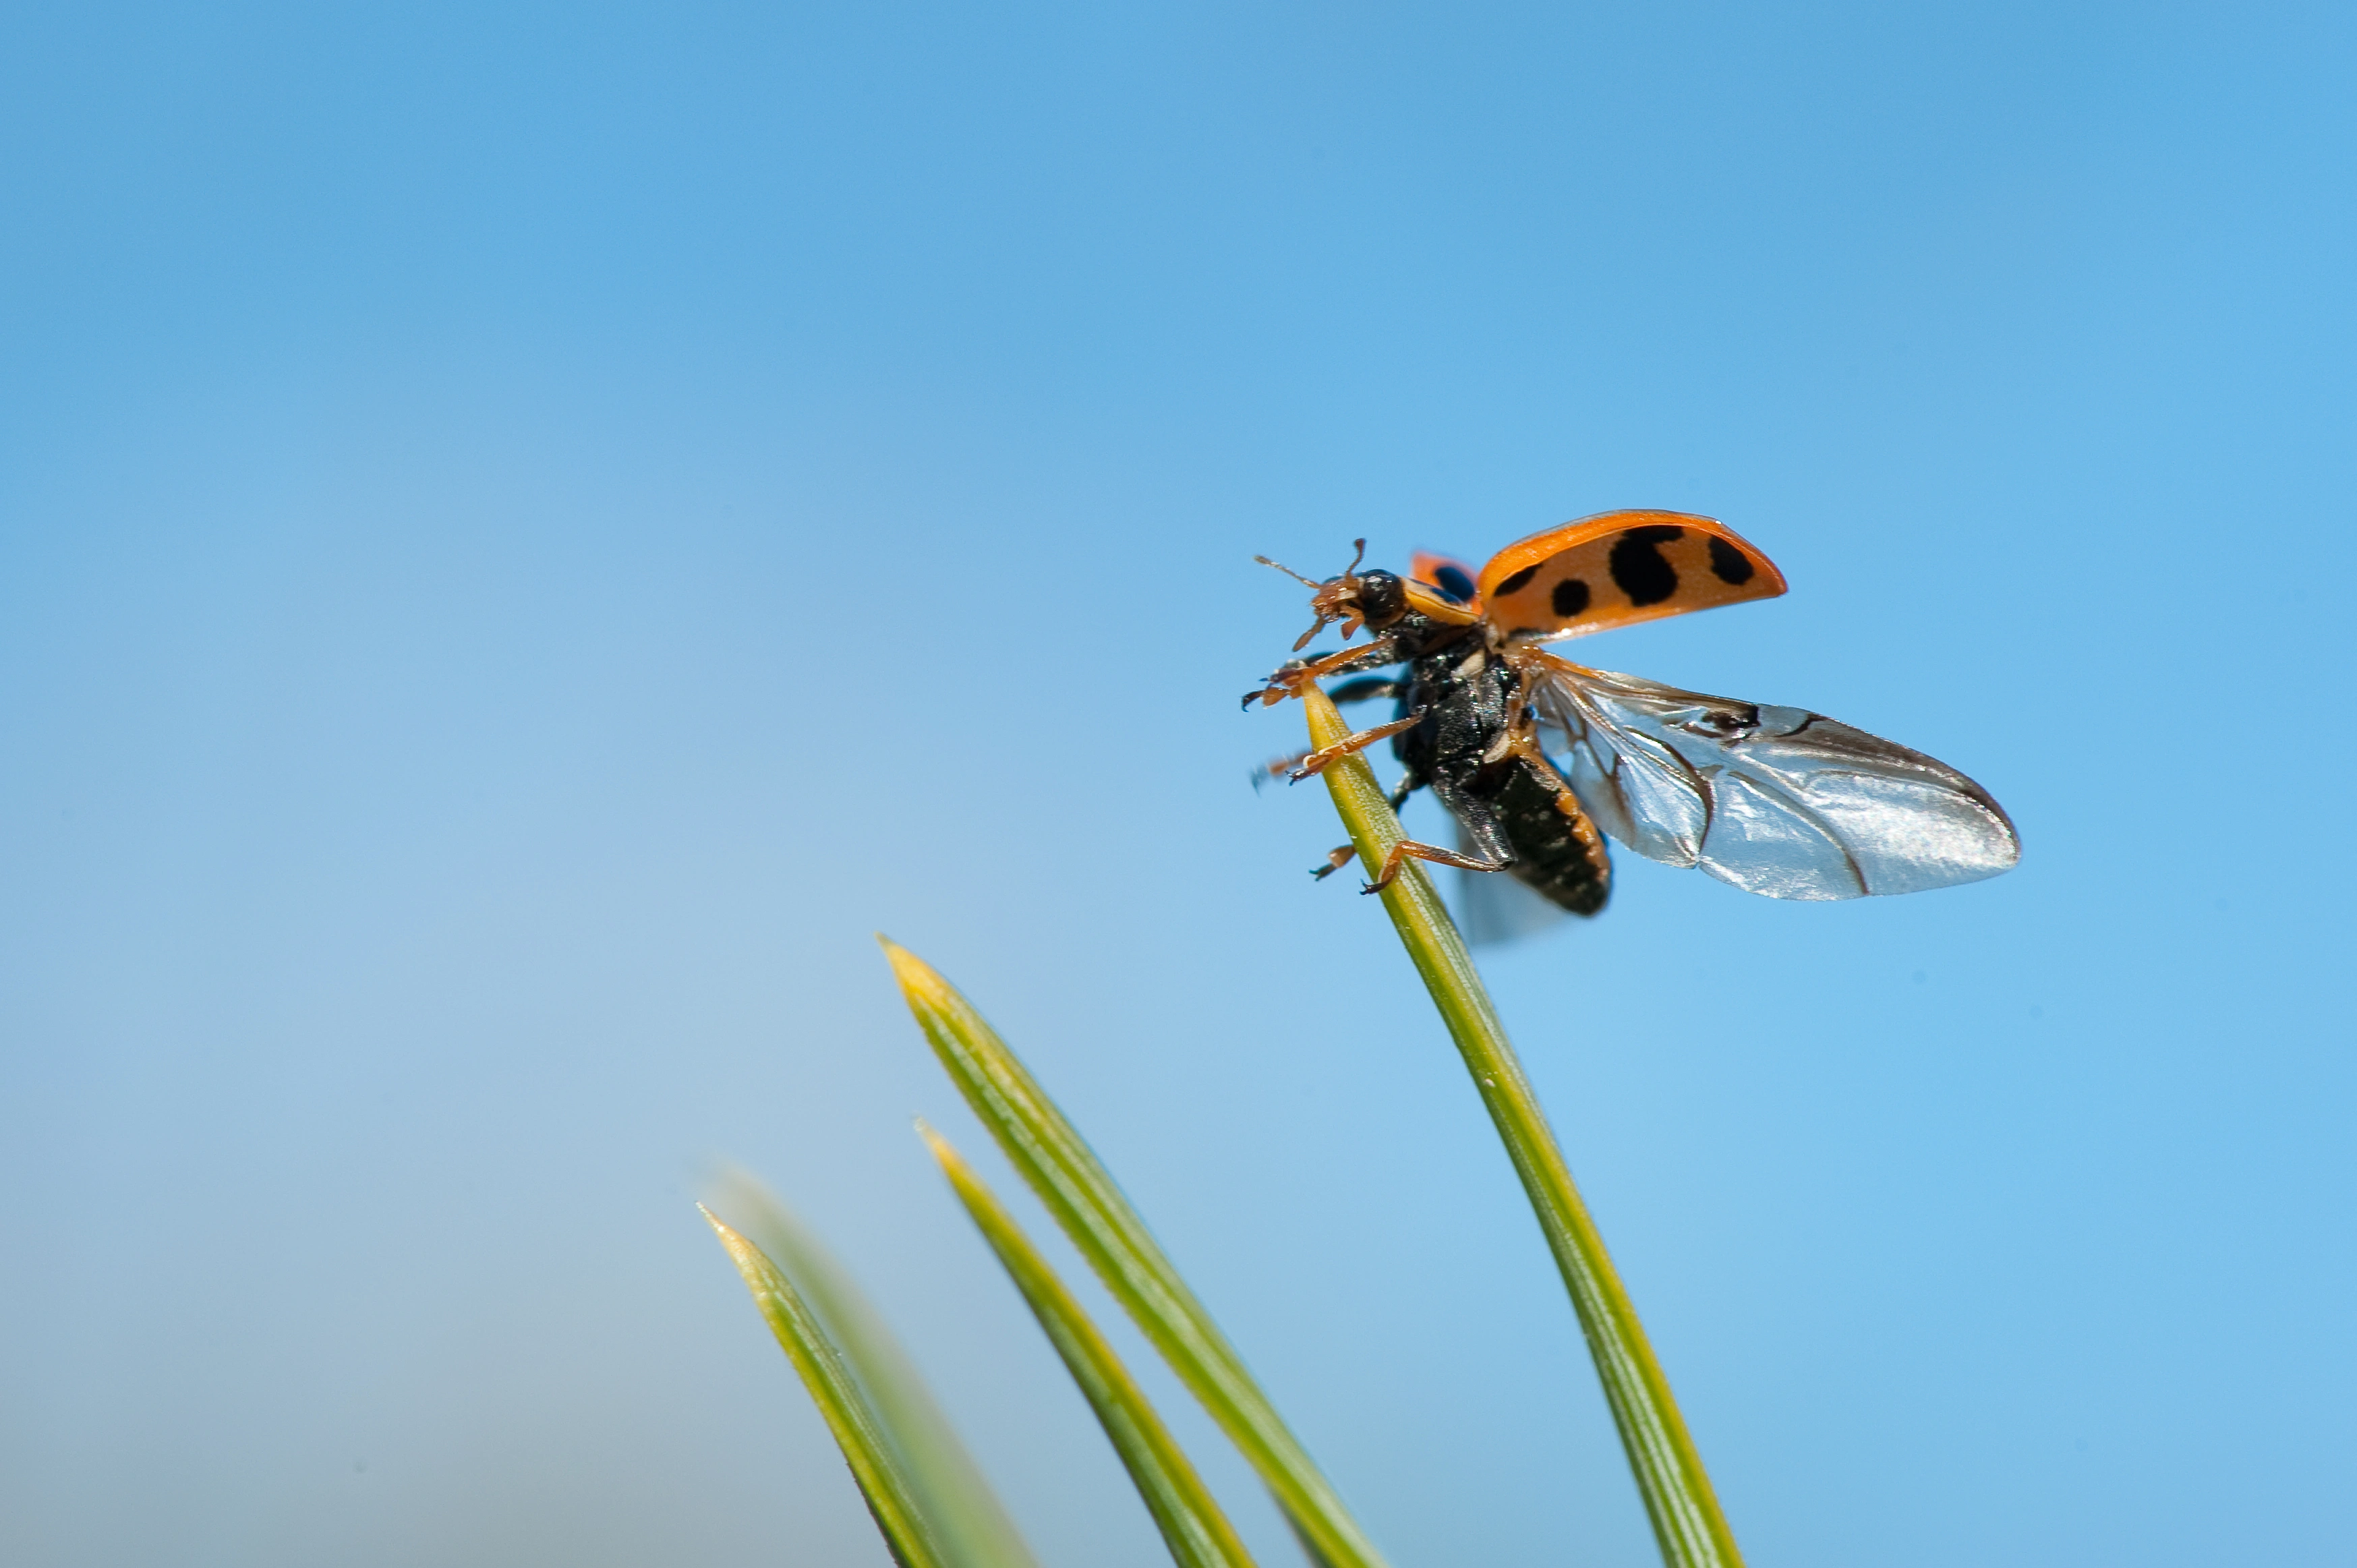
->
left=1253, top=554, right=1323, bottom=590
left=1262, top=539, right=1378, bottom=650
left=1256, top=537, right=1369, bottom=588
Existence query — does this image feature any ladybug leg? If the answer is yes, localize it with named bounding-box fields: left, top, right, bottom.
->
left=1300, top=777, right=1421, bottom=881
left=1252, top=749, right=1314, bottom=790
left=1325, top=676, right=1403, bottom=706
left=1240, top=637, right=1401, bottom=709
left=1260, top=741, right=1414, bottom=790
left=1362, top=838, right=1510, bottom=895
left=1287, top=714, right=1424, bottom=782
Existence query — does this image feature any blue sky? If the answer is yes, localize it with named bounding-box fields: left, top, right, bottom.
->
left=3, top=3, right=2352, bottom=1565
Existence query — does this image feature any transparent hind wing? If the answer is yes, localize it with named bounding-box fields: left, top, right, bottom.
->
left=1451, top=823, right=1574, bottom=946
left=1527, top=655, right=2020, bottom=900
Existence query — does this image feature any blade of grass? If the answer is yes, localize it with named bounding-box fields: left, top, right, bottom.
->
left=920, top=1122, right=1259, bottom=1568
left=880, top=939, right=1389, bottom=1568
left=1299, top=679, right=1744, bottom=1568
left=699, top=1205, right=950, bottom=1568
left=707, top=1168, right=1041, bottom=1568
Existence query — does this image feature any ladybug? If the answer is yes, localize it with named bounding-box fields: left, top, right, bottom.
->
left=1247, top=512, right=2018, bottom=919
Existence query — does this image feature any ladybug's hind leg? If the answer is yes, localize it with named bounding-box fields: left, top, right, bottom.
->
left=1305, top=774, right=1421, bottom=881
left=1361, top=838, right=1511, bottom=895
left=1356, top=776, right=1511, bottom=893
left=1310, top=844, right=1357, bottom=881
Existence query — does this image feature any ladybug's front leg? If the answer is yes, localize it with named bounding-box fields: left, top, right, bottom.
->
left=1238, top=637, right=1400, bottom=709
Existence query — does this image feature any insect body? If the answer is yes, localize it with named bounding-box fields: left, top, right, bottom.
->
left=1248, top=512, right=2020, bottom=915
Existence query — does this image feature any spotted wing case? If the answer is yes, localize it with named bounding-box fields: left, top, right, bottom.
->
left=1476, top=509, right=1787, bottom=642
left=1409, top=550, right=1482, bottom=608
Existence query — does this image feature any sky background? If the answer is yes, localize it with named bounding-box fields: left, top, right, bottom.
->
left=3, top=2, right=2353, bottom=1565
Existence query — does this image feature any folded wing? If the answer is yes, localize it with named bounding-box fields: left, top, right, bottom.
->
left=1526, top=656, right=2020, bottom=900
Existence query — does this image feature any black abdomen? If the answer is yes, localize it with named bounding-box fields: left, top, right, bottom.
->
left=1492, top=758, right=1611, bottom=917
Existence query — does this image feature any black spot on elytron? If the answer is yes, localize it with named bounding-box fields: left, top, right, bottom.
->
left=1493, top=564, right=1539, bottom=596
left=1608, top=525, right=1685, bottom=606
left=1552, top=577, right=1590, bottom=618
left=1434, top=563, right=1477, bottom=604
left=1707, top=536, right=1755, bottom=585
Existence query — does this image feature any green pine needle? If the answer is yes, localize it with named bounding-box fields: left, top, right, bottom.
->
left=882, top=939, right=1391, bottom=1568
left=1299, top=678, right=1745, bottom=1568
left=699, top=1206, right=952, bottom=1568
left=921, top=1122, right=1258, bottom=1568
left=706, top=1169, right=1041, bottom=1568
